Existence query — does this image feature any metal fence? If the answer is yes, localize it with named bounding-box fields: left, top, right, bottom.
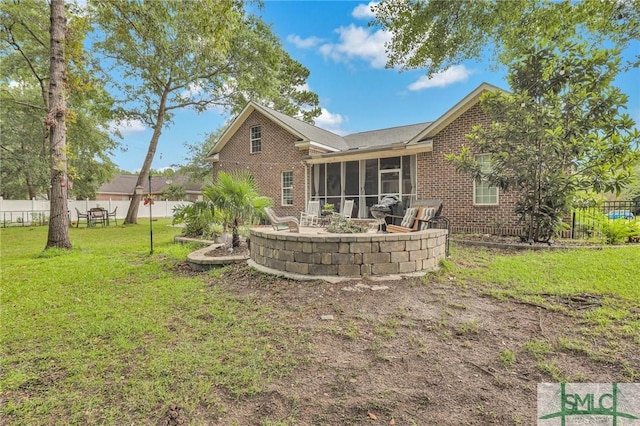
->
left=571, top=200, right=640, bottom=239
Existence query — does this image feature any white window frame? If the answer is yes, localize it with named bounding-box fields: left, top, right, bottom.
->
left=250, top=125, right=261, bottom=153
left=473, top=154, right=499, bottom=205
left=281, top=171, right=293, bottom=206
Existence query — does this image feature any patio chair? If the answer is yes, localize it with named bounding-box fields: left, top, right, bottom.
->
left=386, top=199, right=448, bottom=233
left=75, top=208, right=89, bottom=228
left=340, top=199, right=355, bottom=218
left=386, top=199, right=450, bottom=256
left=107, top=206, right=118, bottom=226
left=265, top=207, right=299, bottom=233
left=300, top=200, right=320, bottom=226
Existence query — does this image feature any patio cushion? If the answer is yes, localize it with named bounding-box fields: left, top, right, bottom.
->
left=418, top=207, right=437, bottom=230
left=400, top=207, right=418, bottom=228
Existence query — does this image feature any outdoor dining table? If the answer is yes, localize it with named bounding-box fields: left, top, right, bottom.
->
left=88, top=207, right=107, bottom=227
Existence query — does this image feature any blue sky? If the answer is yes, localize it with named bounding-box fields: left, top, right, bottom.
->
left=111, top=0, right=640, bottom=173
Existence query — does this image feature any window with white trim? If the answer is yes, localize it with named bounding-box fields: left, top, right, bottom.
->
left=250, top=125, right=261, bottom=153
left=474, top=154, right=498, bottom=205
left=282, top=171, right=293, bottom=206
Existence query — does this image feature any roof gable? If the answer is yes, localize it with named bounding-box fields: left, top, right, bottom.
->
left=206, top=102, right=347, bottom=159
left=408, top=82, right=505, bottom=143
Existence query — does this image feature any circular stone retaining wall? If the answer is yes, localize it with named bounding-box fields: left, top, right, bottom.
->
left=249, top=228, right=448, bottom=277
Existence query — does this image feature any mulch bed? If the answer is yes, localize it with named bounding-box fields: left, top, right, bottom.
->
left=204, top=241, right=249, bottom=258
left=451, top=233, right=609, bottom=249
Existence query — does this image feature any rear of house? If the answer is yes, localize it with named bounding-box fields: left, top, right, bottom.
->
left=207, top=82, right=522, bottom=235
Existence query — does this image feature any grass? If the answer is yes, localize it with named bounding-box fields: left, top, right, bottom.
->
left=444, top=244, right=640, bottom=301
left=438, top=245, right=640, bottom=337
left=2, top=226, right=639, bottom=423
left=0, top=221, right=304, bottom=425
left=436, top=243, right=640, bottom=378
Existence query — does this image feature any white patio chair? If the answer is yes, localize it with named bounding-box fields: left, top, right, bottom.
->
left=340, top=199, right=355, bottom=218
left=300, top=200, right=320, bottom=226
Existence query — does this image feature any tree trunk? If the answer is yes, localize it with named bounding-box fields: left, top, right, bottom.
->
left=124, top=85, right=170, bottom=225
left=45, top=0, right=71, bottom=249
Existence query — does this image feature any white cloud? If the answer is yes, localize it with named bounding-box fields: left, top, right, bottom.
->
left=319, top=24, right=391, bottom=69
left=183, top=82, right=203, bottom=98
left=286, top=34, right=323, bottom=49
left=407, top=65, right=474, bottom=91
left=352, top=1, right=379, bottom=19
left=108, top=119, right=147, bottom=136
left=296, top=82, right=311, bottom=92
left=314, top=108, right=348, bottom=135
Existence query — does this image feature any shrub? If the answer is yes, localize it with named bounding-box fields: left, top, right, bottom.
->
left=584, top=213, right=640, bottom=244
left=325, top=215, right=368, bottom=233
left=172, top=201, right=216, bottom=239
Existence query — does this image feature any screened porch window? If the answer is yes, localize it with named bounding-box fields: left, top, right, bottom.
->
left=310, top=155, right=416, bottom=218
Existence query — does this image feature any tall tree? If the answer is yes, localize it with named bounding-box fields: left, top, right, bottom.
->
left=0, top=0, right=118, bottom=200
left=0, top=84, right=49, bottom=199
left=448, top=41, right=640, bottom=242
left=178, top=127, right=224, bottom=183
left=373, top=0, right=640, bottom=76
left=90, top=0, right=321, bottom=224
left=45, top=0, right=71, bottom=249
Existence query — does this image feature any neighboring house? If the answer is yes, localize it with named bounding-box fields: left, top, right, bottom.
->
left=96, top=174, right=202, bottom=201
left=206, top=83, right=522, bottom=235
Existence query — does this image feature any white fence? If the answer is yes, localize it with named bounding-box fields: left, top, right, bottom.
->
left=0, top=198, right=192, bottom=226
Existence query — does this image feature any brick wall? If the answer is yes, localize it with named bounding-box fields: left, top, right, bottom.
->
left=418, top=103, right=521, bottom=231
left=212, top=110, right=308, bottom=217
left=214, top=104, right=524, bottom=234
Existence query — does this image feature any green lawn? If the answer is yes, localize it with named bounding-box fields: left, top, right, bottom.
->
left=1, top=224, right=639, bottom=424
left=0, top=221, right=304, bottom=424
left=441, top=243, right=640, bottom=344
left=445, top=244, right=640, bottom=300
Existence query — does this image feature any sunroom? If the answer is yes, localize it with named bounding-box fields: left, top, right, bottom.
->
left=304, top=138, right=433, bottom=219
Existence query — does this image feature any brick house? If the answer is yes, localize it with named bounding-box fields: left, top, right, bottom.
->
left=206, top=83, right=522, bottom=234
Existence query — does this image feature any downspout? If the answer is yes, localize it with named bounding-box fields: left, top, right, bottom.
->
left=302, top=161, right=308, bottom=208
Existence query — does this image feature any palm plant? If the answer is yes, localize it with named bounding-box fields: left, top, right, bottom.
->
left=204, top=170, right=272, bottom=247
left=172, top=200, right=216, bottom=238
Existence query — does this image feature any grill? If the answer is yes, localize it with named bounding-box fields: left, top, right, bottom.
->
left=370, top=195, right=400, bottom=232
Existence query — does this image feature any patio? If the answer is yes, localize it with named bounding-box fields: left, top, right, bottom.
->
left=248, top=225, right=448, bottom=279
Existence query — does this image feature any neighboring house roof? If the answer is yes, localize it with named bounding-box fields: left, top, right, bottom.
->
left=206, top=82, right=505, bottom=161
left=97, top=174, right=202, bottom=196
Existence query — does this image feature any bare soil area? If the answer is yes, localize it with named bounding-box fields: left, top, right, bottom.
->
left=169, top=262, right=638, bottom=425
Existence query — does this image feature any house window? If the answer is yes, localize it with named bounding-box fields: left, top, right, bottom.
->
left=282, top=171, right=293, bottom=206
left=474, top=154, right=498, bottom=205
left=250, top=125, right=261, bottom=153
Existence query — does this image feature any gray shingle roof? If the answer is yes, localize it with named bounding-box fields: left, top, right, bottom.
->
left=211, top=83, right=501, bottom=157
left=257, top=104, right=349, bottom=151
left=343, top=122, right=432, bottom=149
left=259, top=104, right=432, bottom=151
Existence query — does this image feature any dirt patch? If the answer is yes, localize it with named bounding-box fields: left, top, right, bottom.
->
left=185, top=262, right=639, bottom=425
left=157, top=403, right=187, bottom=426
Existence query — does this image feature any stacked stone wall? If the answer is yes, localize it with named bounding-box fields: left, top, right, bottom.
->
left=249, top=228, right=448, bottom=277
